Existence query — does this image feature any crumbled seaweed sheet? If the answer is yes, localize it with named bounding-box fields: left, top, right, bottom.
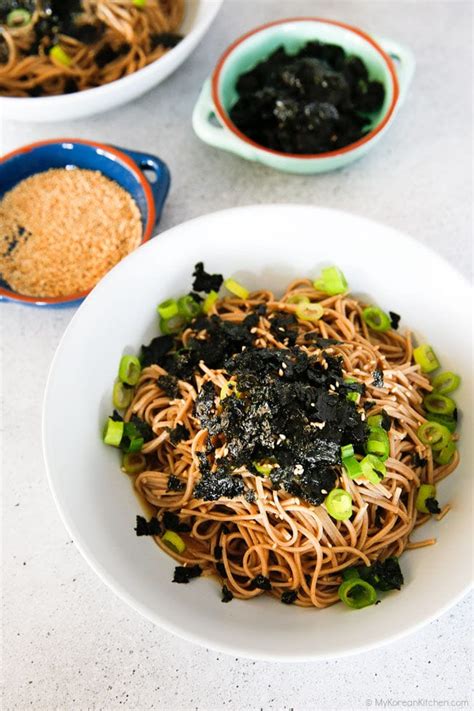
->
left=221, top=584, right=234, bottom=602
left=129, top=415, right=154, bottom=442
left=372, top=369, right=384, bottom=388
left=192, top=338, right=368, bottom=505
left=141, top=334, right=174, bottom=368
left=389, top=311, right=401, bottom=330
left=162, top=511, right=191, bottom=533
left=230, top=41, right=385, bottom=155
left=359, top=557, right=404, bottom=591
left=134, top=515, right=161, bottom=536
left=192, top=262, right=223, bottom=293
left=425, top=497, right=441, bottom=515
left=379, top=409, right=392, bottom=431
left=172, top=565, right=202, bottom=584
left=157, top=374, right=179, bottom=399
left=411, top=453, right=427, bottom=468
left=169, top=423, right=190, bottom=445
left=250, top=574, right=272, bottom=591
left=281, top=590, right=298, bottom=604
left=216, top=562, right=227, bottom=578
left=167, top=475, right=184, bottom=492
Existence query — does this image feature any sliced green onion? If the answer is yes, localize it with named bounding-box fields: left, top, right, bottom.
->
left=417, top=422, right=451, bottom=450
left=224, top=278, right=249, bottom=300
left=132, top=0, right=147, bottom=6
left=220, top=380, right=239, bottom=400
left=423, top=392, right=456, bottom=416
left=6, top=8, right=32, bottom=27
left=313, top=266, right=348, bottom=295
left=113, top=381, right=133, bottom=409
left=160, top=314, right=187, bottom=335
left=296, top=302, right=324, bottom=322
left=342, top=567, right=360, bottom=581
left=413, top=344, right=440, bottom=373
left=325, top=488, right=353, bottom=521
left=434, top=441, right=456, bottom=465
left=360, top=454, right=386, bottom=484
left=253, top=460, right=275, bottom=476
left=118, top=355, right=141, bottom=386
left=415, top=484, right=437, bottom=514
left=426, top=412, right=457, bottom=433
left=202, top=290, right=219, bottom=314
left=121, top=422, right=144, bottom=453
left=362, top=306, right=391, bottom=332
left=49, top=45, right=72, bottom=67
left=431, top=371, right=461, bottom=395
left=157, top=298, right=178, bottom=320
left=121, top=452, right=147, bottom=474
left=341, top=444, right=354, bottom=459
left=162, top=530, right=186, bottom=553
left=343, top=456, right=363, bottom=479
left=103, top=418, right=124, bottom=447
left=122, top=436, right=144, bottom=453
left=367, top=414, right=383, bottom=428
left=177, top=294, right=201, bottom=319
left=287, top=293, right=310, bottom=305
left=366, top=426, right=390, bottom=461
left=344, top=377, right=360, bottom=403
left=338, top=578, right=377, bottom=609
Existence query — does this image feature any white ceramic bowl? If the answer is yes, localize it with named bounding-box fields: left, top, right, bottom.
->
left=43, top=205, right=473, bottom=661
left=1, top=0, right=223, bottom=122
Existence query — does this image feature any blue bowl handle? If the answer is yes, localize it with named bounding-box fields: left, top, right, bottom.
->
left=112, top=146, right=170, bottom=226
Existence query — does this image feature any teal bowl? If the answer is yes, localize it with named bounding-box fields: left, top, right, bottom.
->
left=192, top=18, right=415, bottom=174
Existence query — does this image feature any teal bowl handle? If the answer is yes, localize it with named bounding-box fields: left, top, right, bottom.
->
left=192, top=79, right=257, bottom=161
left=377, top=37, right=416, bottom=105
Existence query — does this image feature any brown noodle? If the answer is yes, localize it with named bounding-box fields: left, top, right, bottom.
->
left=0, top=0, right=184, bottom=97
left=126, top=280, right=459, bottom=607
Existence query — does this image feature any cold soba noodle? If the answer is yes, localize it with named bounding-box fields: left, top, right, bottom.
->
left=104, top=265, right=461, bottom=608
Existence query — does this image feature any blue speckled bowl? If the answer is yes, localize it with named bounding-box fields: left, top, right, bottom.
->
left=0, top=139, right=170, bottom=307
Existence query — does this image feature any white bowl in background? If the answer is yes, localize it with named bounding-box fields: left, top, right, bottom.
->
left=0, top=0, right=223, bottom=123
left=43, top=205, right=473, bottom=661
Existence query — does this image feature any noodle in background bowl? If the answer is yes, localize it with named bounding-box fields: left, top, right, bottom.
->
left=43, top=205, right=473, bottom=661
left=0, top=0, right=223, bottom=122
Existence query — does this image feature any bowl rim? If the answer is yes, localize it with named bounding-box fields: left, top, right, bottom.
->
left=0, top=138, right=156, bottom=305
left=0, top=0, right=224, bottom=107
left=211, top=16, right=400, bottom=161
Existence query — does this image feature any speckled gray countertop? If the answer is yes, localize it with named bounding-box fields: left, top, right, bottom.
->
left=1, top=1, right=472, bottom=709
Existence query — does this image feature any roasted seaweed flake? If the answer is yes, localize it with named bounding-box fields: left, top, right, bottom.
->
left=162, top=511, right=191, bottom=533
left=281, top=590, right=298, bottom=604
left=172, top=565, right=202, bottom=584
left=141, top=334, right=174, bottom=368
left=192, top=262, right=223, bottom=293
left=425, top=497, right=441, bottom=515
left=134, top=515, right=161, bottom=536
left=250, top=574, right=272, bottom=591
left=359, top=557, right=404, bottom=591
left=216, top=562, right=227, bottom=578
left=193, top=468, right=245, bottom=501
left=372, top=369, right=384, bottom=388
left=389, top=311, right=401, bottom=330
left=129, top=415, right=154, bottom=443
left=110, top=409, right=124, bottom=422
left=411, top=453, right=427, bottom=468
left=221, top=584, right=234, bottom=602
left=214, top=544, right=223, bottom=560
left=169, top=423, right=190, bottom=445
left=157, top=374, right=179, bottom=399
left=167, top=475, right=184, bottom=491
left=380, top=410, right=392, bottom=431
